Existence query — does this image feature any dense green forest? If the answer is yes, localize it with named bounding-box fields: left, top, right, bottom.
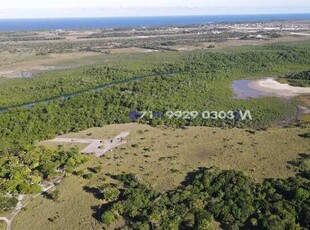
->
left=0, top=147, right=86, bottom=212
left=1, top=43, right=310, bottom=108
left=0, top=42, right=310, bottom=214
left=284, top=70, right=310, bottom=87
left=0, top=146, right=86, bottom=194
left=0, top=41, right=309, bottom=227
left=0, top=73, right=296, bottom=152
left=98, top=154, right=310, bottom=230
left=1, top=43, right=310, bottom=151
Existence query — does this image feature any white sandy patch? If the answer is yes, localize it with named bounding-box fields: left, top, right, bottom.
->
left=290, top=32, right=310, bottom=36
left=50, top=131, right=130, bottom=157
left=299, top=106, right=310, bottom=114
left=143, top=49, right=159, bottom=53
left=249, top=78, right=310, bottom=98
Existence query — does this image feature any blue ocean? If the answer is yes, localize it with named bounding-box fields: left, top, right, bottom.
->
left=0, top=14, right=310, bottom=31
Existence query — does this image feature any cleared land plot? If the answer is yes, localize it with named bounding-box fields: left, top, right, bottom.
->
left=14, top=123, right=310, bottom=230
left=41, top=123, right=310, bottom=187
left=0, top=52, right=102, bottom=79
left=170, top=35, right=310, bottom=51
left=49, top=131, right=129, bottom=157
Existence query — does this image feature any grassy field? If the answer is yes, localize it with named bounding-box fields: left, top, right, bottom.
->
left=2, top=39, right=310, bottom=229
left=12, top=123, right=310, bottom=230
left=1, top=39, right=310, bottom=110
left=0, top=51, right=105, bottom=79
left=170, top=36, right=310, bottom=51
left=295, top=95, right=310, bottom=122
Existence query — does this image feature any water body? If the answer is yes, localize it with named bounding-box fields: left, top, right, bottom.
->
left=1, top=76, right=308, bottom=113
left=1, top=14, right=310, bottom=31
left=233, top=78, right=310, bottom=99
left=232, top=79, right=274, bottom=99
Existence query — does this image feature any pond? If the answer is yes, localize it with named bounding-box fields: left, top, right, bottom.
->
left=232, top=78, right=310, bottom=99
left=232, top=78, right=273, bottom=99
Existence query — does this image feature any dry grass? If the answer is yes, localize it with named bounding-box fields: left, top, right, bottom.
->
left=13, top=175, right=103, bottom=230
left=0, top=51, right=102, bottom=78
left=297, top=95, right=310, bottom=107
left=170, top=36, right=310, bottom=51
left=296, top=95, right=310, bottom=122
left=13, top=123, right=310, bottom=230
left=42, top=123, right=310, bottom=185
left=0, top=222, right=5, bottom=230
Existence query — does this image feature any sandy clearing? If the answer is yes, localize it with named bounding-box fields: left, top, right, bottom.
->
left=51, top=138, right=98, bottom=144
left=248, top=78, right=310, bottom=98
left=290, top=32, right=310, bottom=36
left=50, top=131, right=130, bottom=157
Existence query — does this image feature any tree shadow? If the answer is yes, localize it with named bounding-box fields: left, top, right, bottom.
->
left=83, top=186, right=103, bottom=200
left=298, top=153, right=310, bottom=159
left=87, top=167, right=97, bottom=174
left=91, top=205, right=103, bottom=221
left=179, top=167, right=207, bottom=187
left=287, top=153, right=310, bottom=178
left=91, top=201, right=117, bottom=222
left=42, top=191, right=53, bottom=200
left=287, top=153, right=310, bottom=167
left=298, top=133, right=310, bottom=138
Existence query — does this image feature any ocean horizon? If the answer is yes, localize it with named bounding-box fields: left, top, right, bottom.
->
left=0, top=14, right=310, bottom=31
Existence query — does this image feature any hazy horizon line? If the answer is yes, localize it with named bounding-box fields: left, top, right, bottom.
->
left=1, top=12, right=310, bottom=20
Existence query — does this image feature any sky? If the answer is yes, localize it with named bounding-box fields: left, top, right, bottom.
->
left=0, top=0, right=310, bottom=19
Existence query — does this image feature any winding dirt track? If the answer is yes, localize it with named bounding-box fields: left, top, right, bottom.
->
left=0, top=195, right=23, bottom=230
left=0, top=177, right=62, bottom=230
left=0, top=132, right=130, bottom=230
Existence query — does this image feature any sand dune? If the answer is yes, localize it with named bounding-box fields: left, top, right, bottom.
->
left=249, top=78, right=310, bottom=97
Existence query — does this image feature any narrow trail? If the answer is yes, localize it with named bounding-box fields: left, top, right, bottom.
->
left=0, top=217, right=9, bottom=230
left=0, top=177, right=62, bottom=230
left=0, top=195, right=23, bottom=230
left=0, top=130, right=130, bottom=229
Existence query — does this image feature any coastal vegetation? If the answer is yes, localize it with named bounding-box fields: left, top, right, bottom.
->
left=97, top=154, right=310, bottom=230
left=0, top=73, right=296, bottom=152
left=12, top=123, right=310, bottom=229
left=1, top=43, right=310, bottom=152
left=0, top=40, right=310, bottom=229
left=0, top=147, right=86, bottom=211
left=1, top=43, right=310, bottom=108
left=281, top=70, right=310, bottom=87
